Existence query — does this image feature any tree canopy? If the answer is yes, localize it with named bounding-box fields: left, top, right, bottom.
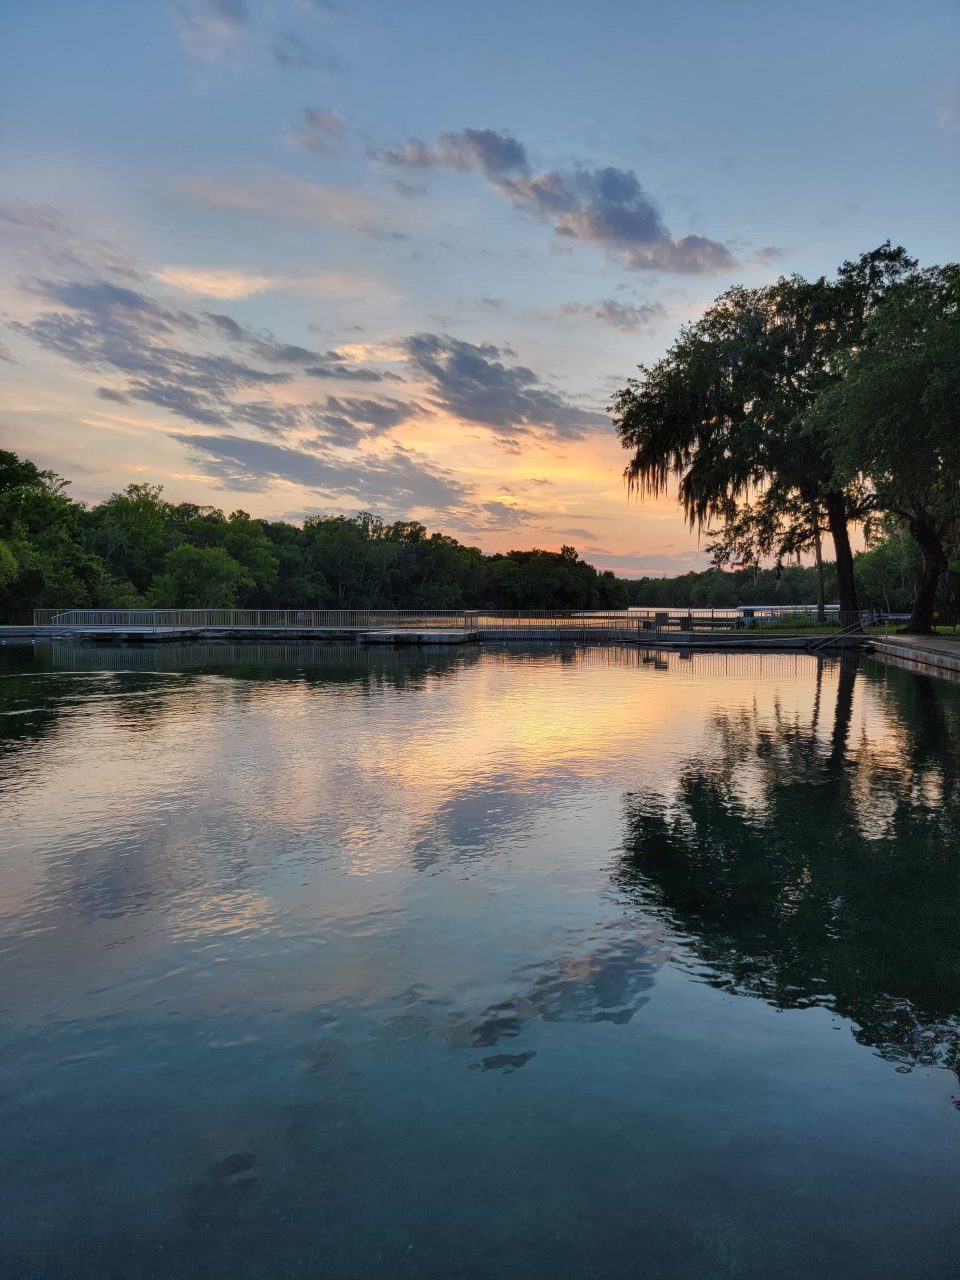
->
left=611, top=244, right=960, bottom=632
left=0, top=452, right=628, bottom=621
left=1, top=447, right=954, bottom=623
left=807, top=264, right=960, bottom=632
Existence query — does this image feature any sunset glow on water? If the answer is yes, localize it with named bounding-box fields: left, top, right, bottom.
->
left=2, top=643, right=958, bottom=1278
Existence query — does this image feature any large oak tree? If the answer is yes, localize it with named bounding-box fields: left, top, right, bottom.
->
left=611, top=245, right=916, bottom=623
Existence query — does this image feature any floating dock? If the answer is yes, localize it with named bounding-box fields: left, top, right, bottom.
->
left=358, top=629, right=479, bottom=645
left=2, top=623, right=867, bottom=652
left=5, top=609, right=911, bottom=657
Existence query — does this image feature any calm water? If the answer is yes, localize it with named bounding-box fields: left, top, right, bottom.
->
left=1, top=641, right=958, bottom=1279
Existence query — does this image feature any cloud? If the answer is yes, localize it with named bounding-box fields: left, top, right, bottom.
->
left=214, top=0, right=249, bottom=18
left=621, top=235, right=735, bottom=274
left=319, top=395, right=422, bottom=432
left=440, top=128, right=529, bottom=178
left=378, top=126, right=734, bottom=273
left=155, top=267, right=375, bottom=302
left=560, top=298, right=665, bottom=332
left=26, top=278, right=199, bottom=336
left=585, top=549, right=712, bottom=576
left=290, top=270, right=384, bottom=299
left=200, top=310, right=391, bottom=378
left=747, top=245, right=786, bottom=268
left=273, top=33, right=339, bottom=71
left=295, top=108, right=346, bottom=154
left=221, top=394, right=424, bottom=447
left=177, top=174, right=400, bottom=237
left=153, top=266, right=280, bottom=298
left=503, top=166, right=734, bottom=272
left=178, top=433, right=472, bottom=511
left=173, top=0, right=251, bottom=62
left=125, top=391, right=419, bottom=445
left=0, top=202, right=72, bottom=237
left=401, top=332, right=608, bottom=441
left=132, top=380, right=242, bottom=426
left=540, top=526, right=596, bottom=541
left=172, top=0, right=340, bottom=70
left=302, top=360, right=389, bottom=383
left=0, top=203, right=142, bottom=279
left=377, top=128, right=528, bottom=179
left=9, top=238, right=621, bottom=521
left=11, top=273, right=391, bottom=428
left=476, top=500, right=536, bottom=527
left=393, top=179, right=428, bottom=199
left=510, top=166, right=665, bottom=242
left=376, top=138, right=440, bottom=170
left=229, top=395, right=416, bottom=445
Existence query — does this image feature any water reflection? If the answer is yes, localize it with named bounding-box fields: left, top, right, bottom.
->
left=45, top=638, right=478, bottom=680
left=2, top=642, right=960, bottom=1278
left=617, top=657, right=960, bottom=1076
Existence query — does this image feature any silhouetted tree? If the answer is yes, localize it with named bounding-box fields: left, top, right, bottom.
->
left=611, top=245, right=917, bottom=623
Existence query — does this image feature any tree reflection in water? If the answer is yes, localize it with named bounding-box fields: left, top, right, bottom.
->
left=618, top=657, right=960, bottom=1077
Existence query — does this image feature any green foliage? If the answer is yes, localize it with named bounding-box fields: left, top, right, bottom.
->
left=85, top=483, right=179, bottom=594
left=0, top=539, right=18, bottom=591
left=852, top=524, right=920, bottom=614
left=222, top=511, right=280, bottom=598
left=0, top=452, right=628, bottom=619
left=610, top=244, right=918, bottom=619
left=149, top=544, right=253, bottom=608
left=484, top=549, right=626, bottom=609
left=0, top=449, right=116, bottom=620
left=624, top=563, right=837, bottom=610
left=808, top=265, right=960, bottom=631
left=624, top=528, right=941, bottom=616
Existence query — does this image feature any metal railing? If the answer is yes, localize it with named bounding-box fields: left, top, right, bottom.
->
left=46, top=608, right=468, bottom=631
left=807, top=616, right=873, bottom=653
left=37, top=606, right=882, bottom=635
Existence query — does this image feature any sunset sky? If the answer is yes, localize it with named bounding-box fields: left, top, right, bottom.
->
left=2, top=0, right=958, bottom=576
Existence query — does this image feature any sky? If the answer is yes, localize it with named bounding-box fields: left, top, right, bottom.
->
left=1, top=0, right=958, bottom=577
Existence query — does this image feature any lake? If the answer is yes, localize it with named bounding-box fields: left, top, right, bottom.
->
left=1, top=642, right=958, bottom=1279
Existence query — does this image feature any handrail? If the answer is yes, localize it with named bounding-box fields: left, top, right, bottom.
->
left=38, top=606, right=884, bottom=635
left=807, top=615, right=872, bottom=653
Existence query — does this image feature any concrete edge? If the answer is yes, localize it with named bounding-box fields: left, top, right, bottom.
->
left=866, top=638, right=960, bottom=679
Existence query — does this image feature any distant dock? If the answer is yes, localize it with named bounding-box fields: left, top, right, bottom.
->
left=1, top=607, right=883, bottom=653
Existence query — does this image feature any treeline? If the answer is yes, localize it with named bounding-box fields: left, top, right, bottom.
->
left=625, top=528, right=946, bottom=615
left=2, top=449, right=949, bottom=624
left=0, top=451, right=628, bottom=621
left=626, top=564, right=831, bottom=609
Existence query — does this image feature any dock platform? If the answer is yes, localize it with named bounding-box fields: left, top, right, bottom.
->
left=358, top=629, right=479, bottom=645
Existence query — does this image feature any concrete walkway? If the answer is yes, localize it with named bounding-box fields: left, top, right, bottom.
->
left=868, top=634, right=960, bottom=678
